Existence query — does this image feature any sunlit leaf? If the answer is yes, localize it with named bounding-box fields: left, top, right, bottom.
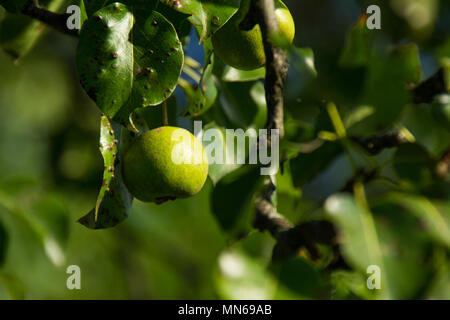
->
left=160, top=0, right=241, bottom=42
left=222, top=66, right=265, bottom=82
left=215, top=249, right=276, bottom=299
left=202, top=122, right=241, bottom=185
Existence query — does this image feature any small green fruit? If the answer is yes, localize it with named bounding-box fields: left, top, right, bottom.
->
left=122, top=126, right=209, bottom=203
left=212, top=0, right=295, bottom=71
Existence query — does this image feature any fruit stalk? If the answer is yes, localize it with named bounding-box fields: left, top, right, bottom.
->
left=161, top=101, right=169, bottom=126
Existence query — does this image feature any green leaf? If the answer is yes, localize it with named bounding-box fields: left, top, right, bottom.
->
left=378, top=193, right=450, bottom=248
left=288, top=47, right=317, bottom=76
left=78, top=115, right=133, bottom=229
left=0, top=271, right=24, bottom=300
left=276, top=161, right=301, bottom=200
left=0, top=189, right=67, bottom=266
left=79, top=0, right=88, bottom=28
left=401, top=103, right=450, bottom=156
left=82, top=0, right=156, bottom=16
left=339, top=14, right=374, bottom=68
left=215, top=249, right=277, bottom=299
left=220, top=81, right=267, bottom=130
left=222, top=66, right=265, bottom=82
left=326, top=193, right=436, bottom=299
left=133, top=95, right=178, bottom=131
left=76, top=2, right=184, bottom=124
left=0, top=0, right=66, bottom=59
left=273, top=257, right=328, bottom=299
left=155, top=1, right=192, bottom=39
left=202, top=122, right=241, bottom=185
left=160, top=0, right=241, bottom=42
left=330, top=270, right=376, bottom=300
left=325, top=194, right=384, bottom=274
left=27, top=194, right=70, bottom=266
left=351, top=44, right=422, bottom=134
left=211, top=165, right=264, bottom=238
left=393, top=144, right=434, bottom=188
left=290, top=141, right=343, bottom=187
left=285, top=47, right=317, bottom=99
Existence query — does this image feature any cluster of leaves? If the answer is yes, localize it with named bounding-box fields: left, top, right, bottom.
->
left=0, top=0, right=449, bottom=300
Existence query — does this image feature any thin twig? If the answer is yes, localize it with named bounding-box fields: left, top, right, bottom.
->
left=253, top=184, right=336, bottom=261
left=161, top=101, right=169, bottom=126
left=20, top=0, right=79, bottom=37
left=351, top=131, right=409, bottom=155
left=413, top=68, right=448, bottom=104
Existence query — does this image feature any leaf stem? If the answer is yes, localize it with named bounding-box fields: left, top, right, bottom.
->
left=161, top=101, right=169, bottom=126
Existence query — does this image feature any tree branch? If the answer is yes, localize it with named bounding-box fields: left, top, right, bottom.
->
left=20, top=0, right=79, bottom=37
left=253, top=0, right=288, bottom=138
left=413, top=68, right=448, bottom=104
left=248, top=1, right=448, bottom=263
left=248, top=0, right=293, bottom=261
left=351, top=131, right=409, bottom=155
left=253, top=183, right=336, bottom=261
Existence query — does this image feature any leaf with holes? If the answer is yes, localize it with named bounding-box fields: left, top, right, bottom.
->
left=76, top=2, right=183, bottom=126
left=160, top=0, right=241, bottom=42
left=78, top=115, right=133, bottom=229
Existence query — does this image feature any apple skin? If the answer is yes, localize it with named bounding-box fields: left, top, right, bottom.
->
left=122, top=126, right=209, bottom=203
left=212, top=0, right=295, bottom=71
